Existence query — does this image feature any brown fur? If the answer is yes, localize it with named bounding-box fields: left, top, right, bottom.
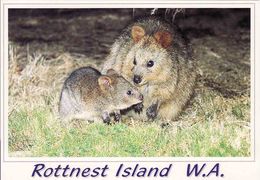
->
left=59, top=67, right=143, bottom=123
left=102, top=17, right=196, bottom=122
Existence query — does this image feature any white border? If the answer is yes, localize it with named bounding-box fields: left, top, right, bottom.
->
left=1, top=1, right=255, bottom=163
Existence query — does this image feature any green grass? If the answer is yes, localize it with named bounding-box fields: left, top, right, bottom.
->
left=8, top=43, right=251, bottom=157
left=8, top=102, right=250, bottom=157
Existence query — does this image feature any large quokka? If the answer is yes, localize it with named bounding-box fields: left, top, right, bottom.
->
left=102, top=17, right=196, bottom=122
left=59, top=67, right=143, bottom=124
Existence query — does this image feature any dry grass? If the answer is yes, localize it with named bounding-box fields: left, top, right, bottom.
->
left=8, top=42, right=251, bottom=157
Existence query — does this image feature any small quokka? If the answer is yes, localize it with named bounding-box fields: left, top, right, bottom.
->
left=102, top=17, right=196, bottom=123
left=59, top=67, right=143, bottom=124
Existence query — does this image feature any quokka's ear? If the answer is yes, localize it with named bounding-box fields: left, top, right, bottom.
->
left=106, top=69, right=117, bottom=76
left=131, top=25, right=145, bottom=43
left=154, top=31, right=173, bottom=48
left=98, top=76, right=113, bottom=91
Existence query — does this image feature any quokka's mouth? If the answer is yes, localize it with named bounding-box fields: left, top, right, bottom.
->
left=130, top=99, right=143, bottom=107
left=134, top=81, right=148, bottom=87
left=131, top=99, right=142, bottom=105
left=136, top=99, right=143, bottom=103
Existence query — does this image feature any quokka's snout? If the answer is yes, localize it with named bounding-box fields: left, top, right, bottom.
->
left=133, top=75, right=142, bottom=85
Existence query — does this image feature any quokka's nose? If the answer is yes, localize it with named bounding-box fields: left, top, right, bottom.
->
left=139, top=94, right=144, bottom=101
left=133, top=75, right=142, bottom=84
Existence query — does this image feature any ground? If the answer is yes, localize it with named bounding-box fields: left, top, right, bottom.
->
left=8, top=9, right=250, bottom=157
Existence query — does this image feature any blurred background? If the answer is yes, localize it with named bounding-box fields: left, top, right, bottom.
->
left=8, top=8, right=250, bottom=97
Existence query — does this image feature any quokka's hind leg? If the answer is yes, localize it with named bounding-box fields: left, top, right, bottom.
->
left=59, top=87, right=85, bottom=122
left=158, top=101, right=182, bottom=123
left=146, top=102, right=159, bottom=120
left=59, top=89, right=75, bottom=119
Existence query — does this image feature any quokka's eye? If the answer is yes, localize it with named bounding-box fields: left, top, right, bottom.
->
left=133, top=58, right=137, bottom=65
left=147, top=60, right=154, bottom=67
left=127, top=90, right=132, bottom=96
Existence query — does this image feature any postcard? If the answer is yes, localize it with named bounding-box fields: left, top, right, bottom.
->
left=1, top=0, right=259, bottom=179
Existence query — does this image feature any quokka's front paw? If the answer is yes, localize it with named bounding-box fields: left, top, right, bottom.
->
left=146, top=103, right=158, bottom=120
left=114, top=113, right=121, bottom=122
left=103, top=117, right=111, bottom=124
left=133, top=103, right=143, bottom=114
left=102, top=112, right=111, bottom=124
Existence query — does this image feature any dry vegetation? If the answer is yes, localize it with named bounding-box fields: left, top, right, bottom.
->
left=8, top=9, right=251, bottom=157
left=8, top=42, right=250, bottom=157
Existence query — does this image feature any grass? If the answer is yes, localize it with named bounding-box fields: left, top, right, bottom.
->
left=8, top=43, right=251, bottom=157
